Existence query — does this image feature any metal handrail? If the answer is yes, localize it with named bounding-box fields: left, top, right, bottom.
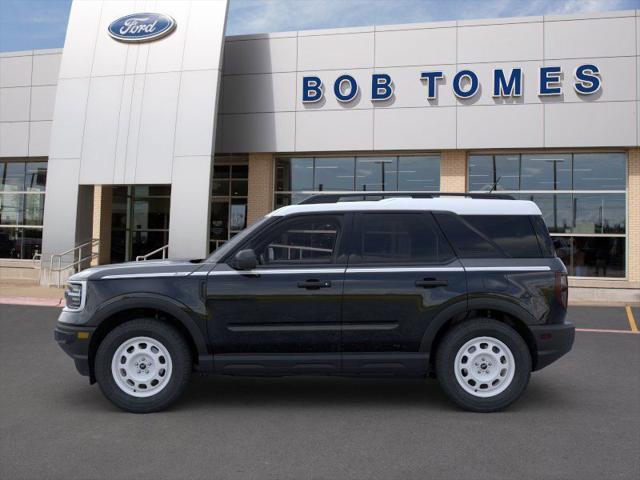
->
left=48, top=239, right=100, bottom=288
left=136, top=244, right=169, bottom=261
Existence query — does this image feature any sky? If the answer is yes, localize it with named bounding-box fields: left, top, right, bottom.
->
left=0, top=0, right=638, bottom=52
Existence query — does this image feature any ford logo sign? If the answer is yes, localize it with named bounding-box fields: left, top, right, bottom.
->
left=108, top=13, right=176, bottom=43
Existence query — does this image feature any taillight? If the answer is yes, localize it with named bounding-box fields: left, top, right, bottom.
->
left=555, top=272, right=568, bottom=309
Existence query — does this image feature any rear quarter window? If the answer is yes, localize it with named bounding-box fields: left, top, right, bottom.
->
left=434, top=213, right=542, bottom=258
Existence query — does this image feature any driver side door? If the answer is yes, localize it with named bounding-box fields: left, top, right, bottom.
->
left=206, top=213, right=349, bottom=374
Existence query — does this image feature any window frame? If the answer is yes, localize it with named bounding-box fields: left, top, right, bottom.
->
left=223, top=212, right=350, bottom=270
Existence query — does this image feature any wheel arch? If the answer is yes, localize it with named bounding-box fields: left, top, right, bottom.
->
left=87, top=294, right=208, bottom=383
left=421, top=297, right=539, bottom=373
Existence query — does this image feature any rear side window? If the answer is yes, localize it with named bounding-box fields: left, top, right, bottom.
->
left=434, top=213, right=542, bottom=258
left=530, top=215, right=556, bottom=258
left=462, top=215, right=542, bottom=258
left=352, top=213, right=455, bottom=264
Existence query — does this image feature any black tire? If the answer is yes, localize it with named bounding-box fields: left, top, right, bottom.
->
left=435, top=318, right=531, bottom=412
left=94, top=319, right=192, bottom=413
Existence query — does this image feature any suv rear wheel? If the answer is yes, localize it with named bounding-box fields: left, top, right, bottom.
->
left=95, top=319, right=191, bottom=413
left=435, top=318, right=531, bottom=412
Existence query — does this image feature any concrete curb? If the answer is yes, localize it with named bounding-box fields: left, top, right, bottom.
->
left=0, top=297, right=65, bottom=308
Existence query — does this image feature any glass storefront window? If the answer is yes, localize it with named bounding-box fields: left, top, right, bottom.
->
left=520, top=154, right=572, bottom=190
left=275, top=155, right=441, bottom=207
left=356, top=156, right=397, bottom=191
left=210, top=162, right=249, bottom=252
left=0, top=160, right=48, bottom=259
left=276, top=157, right=313, bottom=192
left=469, top=152, right=627, bottom=278
left=573, top=153, right=626, bottom=190
left=467, top=154, right=519, bottom=191
left=314, top=157, right=355, bottom=191
left=398, top=156, right=440, bottom=191
left=519, top=193, right=572, bottom=233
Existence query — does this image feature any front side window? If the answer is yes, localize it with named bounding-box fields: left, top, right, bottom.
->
left=468, top=152, right=627, bottom=277
left=253, top=216, right=341, bottom=266
left=353, top=213, right=454, bottom=264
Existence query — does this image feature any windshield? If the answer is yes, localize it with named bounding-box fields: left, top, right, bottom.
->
left=204, top=217, right=272, bottom=263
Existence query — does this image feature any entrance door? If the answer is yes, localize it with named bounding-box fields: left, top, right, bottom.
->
left=110, top=186, right=171, bottom=262
left=206, top=213, right=347, bottom=373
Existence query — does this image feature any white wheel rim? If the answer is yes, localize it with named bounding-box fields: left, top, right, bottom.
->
left=111, top=336, right=173, bottom=398
left=454, top=336, right=515, bottom=398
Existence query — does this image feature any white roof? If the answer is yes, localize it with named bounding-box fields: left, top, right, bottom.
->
left=268, top=197, right=542, bottom=217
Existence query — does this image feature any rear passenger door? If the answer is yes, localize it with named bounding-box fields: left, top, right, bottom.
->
left=341, top=212, right=467, bottom=374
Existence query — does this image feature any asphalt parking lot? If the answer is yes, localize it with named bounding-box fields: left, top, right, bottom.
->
left=1, top=304, right=638, bottom=480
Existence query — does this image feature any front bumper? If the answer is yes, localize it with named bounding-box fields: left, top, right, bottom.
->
left=54, top=323, right=96, bottom=377
left=529, top=322, right=575, bottom=371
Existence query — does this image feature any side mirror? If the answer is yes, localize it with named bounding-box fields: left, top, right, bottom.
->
left=232, top=249, right=257, bottom=270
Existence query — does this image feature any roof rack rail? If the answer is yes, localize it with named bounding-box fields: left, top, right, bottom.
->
left=297, top=191, right=515, bottom=204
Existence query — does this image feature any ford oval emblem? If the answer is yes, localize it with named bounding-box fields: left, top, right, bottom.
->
left=108, top=13, right=176, bottom=43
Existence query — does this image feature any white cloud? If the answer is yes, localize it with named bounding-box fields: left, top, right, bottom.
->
left=226, top=0, right=635, bottom=35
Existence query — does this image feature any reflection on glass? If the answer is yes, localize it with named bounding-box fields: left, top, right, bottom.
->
left=0, top=193, right=23, bottom=225
left=24, top=194, right=45, bottom=226
left=520, top=193, right=572, bottom=233
left=356, top=157, right=397, bottom=191
left=0, top=227, right=43, bottom=259
left=521, top=154, right=571, bottom=190
left=572, top=236, right=625, bottom=278
left=467, top=155, right=518, bottom=191
left=314, top=157, right=355, bottom=191
left=210, top=201, right=229, bottom=240
left=573, top=153, right=626, bottom=190
left=398, top=156, right=440, bottom=191
left=1, top=163, right=26, bottom=192
left=25, top=162, right=47, bottom=192
left=230, top=199, right=247, bottom=231
left=276, top=158, right=313, bottom=192
left=0, top=227, right=20, bottom=258
left=574, top=193, right=625, bottom=234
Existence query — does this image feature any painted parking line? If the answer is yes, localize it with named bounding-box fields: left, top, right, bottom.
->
left=625, top=305, right=638, bottom=333
left=576, top=328, right=639, bottom=335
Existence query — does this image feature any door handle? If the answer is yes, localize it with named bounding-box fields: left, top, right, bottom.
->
left=415, top=278, right=448, bottom=288
left=297, top=279, right=332, bottom=289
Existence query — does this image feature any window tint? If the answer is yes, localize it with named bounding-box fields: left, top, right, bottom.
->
left=255, top=216, right=341, bottom=265
left=354, top=213, right=454, bottom=264
left=462, top=215, right=541, bottom=258
left=530, top=216, right=555, bottom=258
left=434, top=213, right=502, bottom=258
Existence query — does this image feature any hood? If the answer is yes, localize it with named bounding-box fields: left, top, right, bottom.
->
left=69, top=259, right=204, bottom=281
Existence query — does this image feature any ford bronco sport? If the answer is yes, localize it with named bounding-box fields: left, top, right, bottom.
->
left=55, top=194, right=574, bottom=413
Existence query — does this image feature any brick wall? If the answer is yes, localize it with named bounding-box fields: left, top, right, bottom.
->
left=247, top=153, right=275, bottom=225
left=91, top=186, right=112, bottom=265
left=440, top=150, right=467, bottom=192
left=628, top=147, right=639, bottom=283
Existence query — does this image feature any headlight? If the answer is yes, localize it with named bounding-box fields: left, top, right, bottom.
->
left=64, top=281, right=86, bottom=311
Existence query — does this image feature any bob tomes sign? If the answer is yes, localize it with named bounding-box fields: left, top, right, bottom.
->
left=302, top=65, right=601, bottom=103
left=108, top=13, right=176, bottom=43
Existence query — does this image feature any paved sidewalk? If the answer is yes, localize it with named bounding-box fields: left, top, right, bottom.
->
left=0, top=281, right=65, bottom=307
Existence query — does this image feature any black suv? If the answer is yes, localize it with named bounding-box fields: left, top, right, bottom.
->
left=55, top=195, right=574, bottom=413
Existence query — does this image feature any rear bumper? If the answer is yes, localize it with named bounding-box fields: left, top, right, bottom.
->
left=54, top=323, right=95, bottom=377
left=530, top=322, right=575, bottom=371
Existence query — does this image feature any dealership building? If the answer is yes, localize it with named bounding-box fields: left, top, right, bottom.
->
left=0, top=0, right=638, bottom=302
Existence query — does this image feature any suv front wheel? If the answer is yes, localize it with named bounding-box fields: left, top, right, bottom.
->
left=435, top=319, right=531, bottom=412
left=94, top=319, right=192, bottom=413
